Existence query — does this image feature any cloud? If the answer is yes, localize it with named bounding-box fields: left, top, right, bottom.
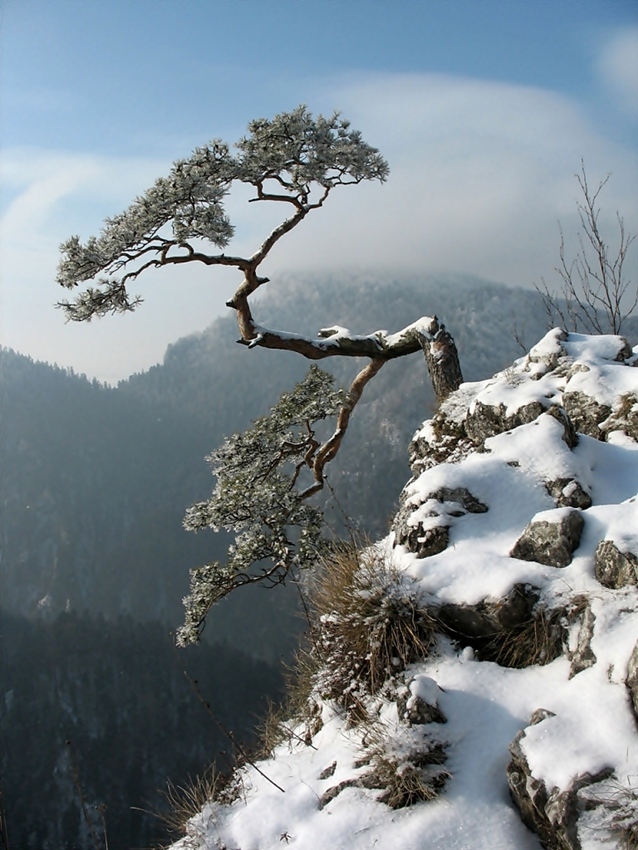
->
left=1, top=72, right=636, bottom=382
left=264, top=73, right=637, bottom=287
left=597, top=27, right=638, bottom=119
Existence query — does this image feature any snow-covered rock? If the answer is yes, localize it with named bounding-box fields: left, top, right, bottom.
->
left=169, top=330, right=638, bottom=850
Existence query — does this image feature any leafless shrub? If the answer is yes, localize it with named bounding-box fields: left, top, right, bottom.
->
left=536, top=163, right=636, bottom=335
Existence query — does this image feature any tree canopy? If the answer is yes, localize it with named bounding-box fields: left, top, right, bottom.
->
left=57, top=106, right=388, bottom=321
left=56, top=106, right=463, bottom=639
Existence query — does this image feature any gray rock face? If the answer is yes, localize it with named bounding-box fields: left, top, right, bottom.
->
left=465, top=400, right=546, bottom=445
left=393, top=516, right=450, bottom=558
left=562, top=391, right=612, bottom=440
left=602, top=392, right=638, bottom=441
left=594, top=540, right=638, bottom=589
left=545, top=405, right=579, bottom=449
left=436, top=583, right=540, bottom=641
left=569, top=603, right=597, bottom=678
left=510, top=510, right=585, bottom=568
left=626, top=640, right=638, bottom=724
left=546, top=478, right=592, bottom=510
left=507, top=712, right=614, bottom=850
left=393, top=487, right=487, bottom=558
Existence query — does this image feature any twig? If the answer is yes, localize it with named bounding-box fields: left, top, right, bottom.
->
left=66, top=739, right=104, bottom=850
left=184, top=672, right=286, bottom=793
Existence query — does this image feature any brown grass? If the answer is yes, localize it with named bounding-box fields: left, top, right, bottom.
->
left=159, top=764, right=240, bottom=840
left=309, top=543, right=436, bottom=714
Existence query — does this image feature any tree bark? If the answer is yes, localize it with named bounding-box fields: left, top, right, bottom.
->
left=419, top=318, right=464, bottom=404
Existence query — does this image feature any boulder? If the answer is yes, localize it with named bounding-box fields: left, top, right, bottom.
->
left=510, top=509, right=584, bottom=568
left=594, top=540, right=638, bottom=589
left=507, top=711, right=614, bottom=850
left=436, top=583, right=540, bottom=642
left=465, top=400, right=546, bottom=445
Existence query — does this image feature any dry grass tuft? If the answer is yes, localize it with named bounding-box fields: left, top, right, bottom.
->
left=361, top=722, right=450, bottom=809
left=159, top=764, right=240, bottom=839
left=480, top=601, right=581, bottom=668
left=310, top=543, right=436, bottom=714
left=256, top=649, right=323, bottom=757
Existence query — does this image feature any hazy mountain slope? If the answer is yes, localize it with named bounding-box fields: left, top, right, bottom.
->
left=1, top=609, right=282, bottom=849
left=2, top=274, right=547, bottom=635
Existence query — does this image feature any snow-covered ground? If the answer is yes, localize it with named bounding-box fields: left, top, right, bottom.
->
left=171, top=330, right=638, bottom=850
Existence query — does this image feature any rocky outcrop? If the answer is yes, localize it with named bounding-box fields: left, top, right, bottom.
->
left=171, top=331, right=638, bottom=850
left=594, top=539, right=638, bottom=588
left=465, top=400, right=547, bottom=445
left=436, top=584, right=540, bottom=643
left=510, top=509, right=585, bottom=568
left=507, top=712, right=614, bottom=850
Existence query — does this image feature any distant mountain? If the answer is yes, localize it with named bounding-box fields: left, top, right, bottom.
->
left=1, top=609, right=282, bottom=849
left=2, top=272, right=636, bottom=849
left=6, top=272, right=632, bottom=649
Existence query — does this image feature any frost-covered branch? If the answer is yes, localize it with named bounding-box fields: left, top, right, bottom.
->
left=57, top=106, right=388, bottom=321
left=177, top=366, right=344, bottom=644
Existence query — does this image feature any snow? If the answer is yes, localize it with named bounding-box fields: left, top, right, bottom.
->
left=170, top=330, right=638, bottom=850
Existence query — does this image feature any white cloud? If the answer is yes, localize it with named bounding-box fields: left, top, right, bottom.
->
left=267, top=73, right=637, bottom=286
left=1, top=73, right=636, bottom=382
left=597, top=27, right=638, bottom=119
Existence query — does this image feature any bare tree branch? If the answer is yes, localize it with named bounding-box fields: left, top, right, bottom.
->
left=536, top=162, right=636, bottom=335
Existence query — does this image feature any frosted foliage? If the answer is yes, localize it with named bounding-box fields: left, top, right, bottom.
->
left=235, top=108, right=388, bottom=192
left=57, top=106, right=388, bottom=321
left=177, top=366, right=344, bottom=646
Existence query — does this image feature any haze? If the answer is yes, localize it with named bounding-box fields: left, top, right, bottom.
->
left=1, top=0, right=636, bottom=383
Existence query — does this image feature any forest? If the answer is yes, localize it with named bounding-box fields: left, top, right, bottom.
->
left=4, top=272, right=633, bottom=848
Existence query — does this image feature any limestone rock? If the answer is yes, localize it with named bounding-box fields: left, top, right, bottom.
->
left=594, top=539, right=638, bottom=589
left=465, top=400, right=546, bottom=445
left=507, top=713, right=614, bottom=850
left=545, top=405, right=579, bottom=449
left=436, top=583, right=540, bottom=642
left=510, top=509, right=585, bottom=568
left=601, top=392, right=638, bottom=441
left=393, top=487, right=487, bottom=558
left=545, top=478, right=592, bottom=509
left=568, top=602, right=597, bottom=678
left=393, top=517, right=449, bottom=558
left=562, top=391, right=612, bottom=440
left=397, top=676, right=447, bottom=726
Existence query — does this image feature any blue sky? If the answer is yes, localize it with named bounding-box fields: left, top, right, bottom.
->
left=1, top=0, right=637, bottom=382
